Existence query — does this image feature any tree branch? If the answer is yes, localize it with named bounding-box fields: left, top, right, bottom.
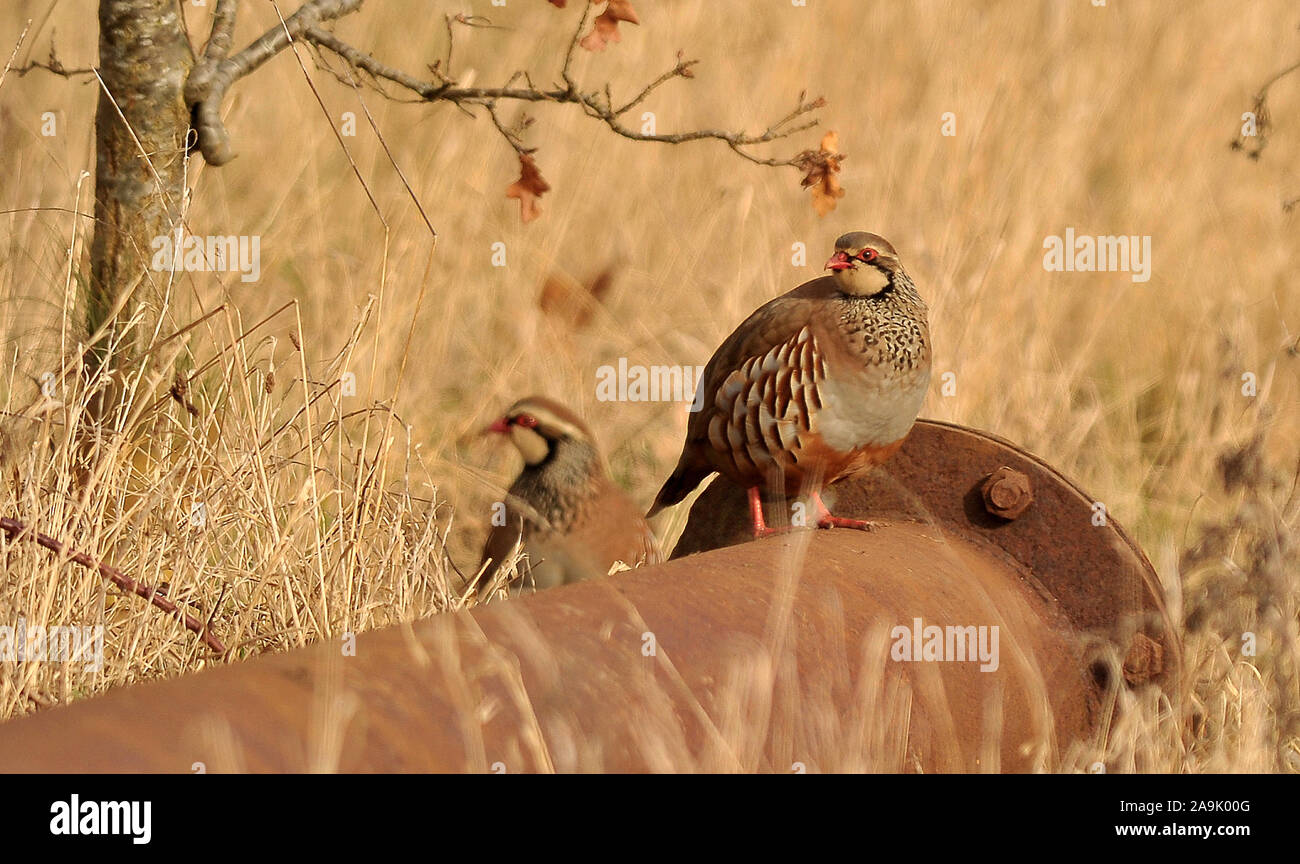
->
left=614, top=52, right=697, bottom=115
left=187, top=0, right=827, bottom=173
left=487, top=102, right=534, bottom=156
left=183, top=0, right=237, bottom=109
left=311, top=31, right=820, bottom=165
left=0, top=516, right=228, bottom=655
left=12, top=34, right=96, bottom=79
left=12, top=60, right=96, bottom=78
left=186, top=0, right=365, bottom=165
left=560, top=1, right=594, bottom=93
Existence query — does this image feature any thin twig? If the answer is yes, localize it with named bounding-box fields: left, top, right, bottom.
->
left=0, top=516, right=228, bottom=654
left=561, top=1, right=594, bottom=92
left=487, top=104, right=532, bottom=155
left=614, top=57, right=698, bottom=115
left=13, top=61, right=96, bottom=78
left=7, top=22, right=96, bottom=82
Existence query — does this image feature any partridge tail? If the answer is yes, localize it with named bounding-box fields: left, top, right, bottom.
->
left=647, top=463, right=711, bottom=518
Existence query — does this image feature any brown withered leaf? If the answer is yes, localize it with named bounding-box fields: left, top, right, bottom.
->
left=539, top=265, right=618, bottom=329
left=580, top=0, right=640, bottom=52
left=794, top=130, right=846, bottom=217
left=506, top=153, right=551, bottom=223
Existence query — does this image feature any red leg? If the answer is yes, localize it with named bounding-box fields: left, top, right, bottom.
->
left=811, top=490, right=878, bottom=532
left=748, top=487, right=790, bottom=539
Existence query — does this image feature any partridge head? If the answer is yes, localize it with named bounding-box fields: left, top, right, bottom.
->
left=480, top=396, right=662, bottom=592
left=648, top=231, right=931, bottom=537
left=824, top=231, right=902, bottom=296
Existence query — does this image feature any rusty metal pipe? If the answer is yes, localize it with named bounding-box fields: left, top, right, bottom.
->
left=0, top=422, right=1174, bottom=772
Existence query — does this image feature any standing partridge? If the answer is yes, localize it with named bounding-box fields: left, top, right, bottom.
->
left=480, top=396, right=662, bottom=592
left=648, top=231, right=931, bottom=536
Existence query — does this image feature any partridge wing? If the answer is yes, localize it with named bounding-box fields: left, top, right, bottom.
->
left=686, top=287, right=831, bottom=479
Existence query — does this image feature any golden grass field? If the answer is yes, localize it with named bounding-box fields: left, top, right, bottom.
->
left=0, top=0, right=1297, bottom=771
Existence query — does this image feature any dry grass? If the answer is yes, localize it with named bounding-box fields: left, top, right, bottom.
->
left=1, top=0, right=1297, bottom=771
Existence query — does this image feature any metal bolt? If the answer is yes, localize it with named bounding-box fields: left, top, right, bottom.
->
left=981, top=466, right=1033, bottom=520
left=1122, top=632, right=1163, bottom=686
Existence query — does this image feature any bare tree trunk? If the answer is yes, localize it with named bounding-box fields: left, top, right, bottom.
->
left=87, top=0, right=191, bottom=426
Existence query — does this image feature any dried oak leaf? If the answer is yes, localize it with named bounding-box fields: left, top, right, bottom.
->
left=506, top=153, right=552, bottom=223
left=794, top=130, right=846, bottom=217
left=580, top=0, right=640, bottom=52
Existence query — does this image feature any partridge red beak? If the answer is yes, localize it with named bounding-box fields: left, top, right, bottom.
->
left=825, top=250, right=854, bottom=271
left=487, top=417, right=511, bottom=434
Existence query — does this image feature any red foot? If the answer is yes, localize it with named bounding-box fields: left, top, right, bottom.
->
left=816, top=515, right=879, bottom=531
left=812, top=491, right=878, bottom=532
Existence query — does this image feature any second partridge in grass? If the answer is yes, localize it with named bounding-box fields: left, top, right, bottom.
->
left=648, top=231, right=932, bottom=537
left=480, top=396, right=662, bottom=592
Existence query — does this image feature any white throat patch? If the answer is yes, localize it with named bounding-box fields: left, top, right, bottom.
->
left=510, top=426, right=550, bottom=465
left=835, top=265, right=891, bottom=297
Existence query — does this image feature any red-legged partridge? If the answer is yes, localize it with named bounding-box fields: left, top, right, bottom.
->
left=480, top=396, right=662, bottom=591
left=648, top=231, right=931, bottom=536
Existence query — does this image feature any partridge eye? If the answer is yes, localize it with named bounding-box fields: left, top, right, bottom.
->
left=515, top=414, right=539, bottom=429
left=858, top=249, right=878, bottom=263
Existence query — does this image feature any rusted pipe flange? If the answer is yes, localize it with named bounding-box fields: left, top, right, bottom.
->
left=671, top=419, right=1179, bottom=693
